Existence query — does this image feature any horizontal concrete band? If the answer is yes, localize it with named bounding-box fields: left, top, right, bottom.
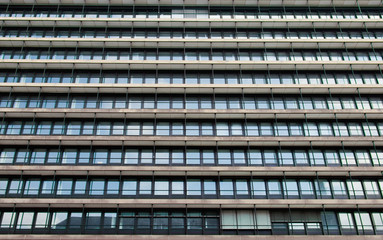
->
left=0, top=165, right=381, bottom=177
left=1, top=198, right=383, bottom=209
left=1, top=84, right=382, bottom=95
left=0, top=18, right=381, bottom=29
left=0, top=108, right=382, bottom=120
left=2, top=0, right=381, bottom=7
left=2, top=38, right=383, bottom=49
left=0, top=60, right=381, bottom=71
left=0, top=235, right=379, bottom=240
left=0, top=136, right=381, bottom=147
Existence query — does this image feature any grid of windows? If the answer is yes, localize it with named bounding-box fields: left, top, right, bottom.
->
left=1, top=7, right=382, bottom=19
left=0, top=2, right=382, bottom=237
left=0, top=147, right=381, bottom=166
left=1, top=71, right=381, bottom=84
left=2, top=29, right=383, bottom=40
left=0, top=177, right=382, bottom=199
left=1, top=120, right=382, bottom=137
left=2, top=94, right=383, bottom=110
left=1, top=49, right=383, bottom=61
left=0, top=208, right=382, bottom=235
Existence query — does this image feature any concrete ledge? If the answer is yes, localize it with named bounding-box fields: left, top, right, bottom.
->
left=0, top=17, right=381, bottom=29
left=0, top=83, right=382, bottom=95
left=1, top=38, right=382, bottom=49
left=0, top=60, right=381, bottom=71
left=0, top=108, right=381, bottom=120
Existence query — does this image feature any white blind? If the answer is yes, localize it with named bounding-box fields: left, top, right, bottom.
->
left=237, top=210, right=254, bottom=229
left=222, top=210, right=237, bottom=229
left=256, top=210, right=271, bottom=229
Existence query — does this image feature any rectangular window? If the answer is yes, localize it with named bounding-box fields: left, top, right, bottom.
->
left=16, top=212, right=34, bottom=229
left=217, top=150, right=231, bottom=165
left=24, top=180, right=40, bottom=195
left=123, top=180, right=137, bottom=195
left=138, top=180, right=151, bottom=195
left=51, top=212, right=68, bottom=229
left=57, top=180, right=72, bottom=195
left=236, top=180, right=249, bottom=195
left=338, top=213, right=356, bottom=234
left=220, top=180, right=234, bottom=196
left=155, top=149, right=169, bottom=164
left=1, top=212, right=16, bottom=228
left=125, top=149, right=139, bottom=164
left=89, top=180, right=105, bottom=195
left=172, top=181, right=184, bottom=195
left=93, top=150, right=108, bottom=164
left=86, top=212, right=102, bottom=230
left=154, top=181, right=169, bottom=195
left=187, top=180, right=201, bottom=195
left=186, top=150, right=200, bottom=165
left=35, top=212, right=49, bottom=228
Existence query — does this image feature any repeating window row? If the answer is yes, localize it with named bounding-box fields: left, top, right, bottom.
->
left=2, top=29, right=383, bottom=40
left=1, top=147, right=381, bottom=166
left=2, top=120, right=383, bottom=137
left=1, top=8, right=382, bottom=20
left=0, top=209, right=219, bottom=234
left=1, top=71, right=381, bottom=85
left=1, top=208, right=382, bottom=235
left=3, top=94, right=383, bottom=110
left=2, top=49, right=383, bottom=61
left=1, top=177, right=383, bottom=200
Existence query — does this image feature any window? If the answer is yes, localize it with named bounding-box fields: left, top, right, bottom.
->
left=186, top=150, right=200, bottom=165
left=139, top=180, right=151, bottom=195
left=51, top=212, right=68, bottom=229
left=16, top=212, right=34, bottom=229
left=1, top=212, right=16, bottom=228
left=338, top=213, right=356, bottom=234
left=154, top=181, right=169, bottom=195
left=57, top=180, right=72, bottom=195
left=236, top=180, right=249, bottom=195
left=347, top=180, right=364, bottom=199
left=86, top=212, right=102, bottom=229
left=93, top=150, right=108, bottom=164
left=217, top=150, right=231, bottom=165
left=315, top=180, right=331, bottom=198
left=89, top=180, right=105, bottom=195
left=123, top=180, right=137, bottom=195
left=283, top=180, right=299, bottom=198
left=187, top=180, right=201, bottom=195
left=268, top=180, right=282, bottom=198
left=172, top=181, right=184, bottom=195
left=35, top=212, right=49, bottom=228
left=252, top=180, right=266, bottom=198
left=24, top=180, right=40, bottom=195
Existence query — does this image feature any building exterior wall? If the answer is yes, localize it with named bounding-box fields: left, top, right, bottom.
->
left=0, top=0, right=382, bottom=238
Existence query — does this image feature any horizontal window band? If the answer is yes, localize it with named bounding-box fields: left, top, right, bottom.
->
left=0, top=136, right=381, bottom=147
left=0, top=166, right=381, bottom=176
left=1, top=85, right=382, bottom=95
left=2, top=0, right=382, bottom=7
left=0, top=38, right=382, bottom=49
left=0, top=60, right=381, bottom=71
left=0, top=109, right=382, bottom=120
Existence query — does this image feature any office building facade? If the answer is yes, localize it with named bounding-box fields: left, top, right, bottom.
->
left=0, top=0, right=382, bottom=239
